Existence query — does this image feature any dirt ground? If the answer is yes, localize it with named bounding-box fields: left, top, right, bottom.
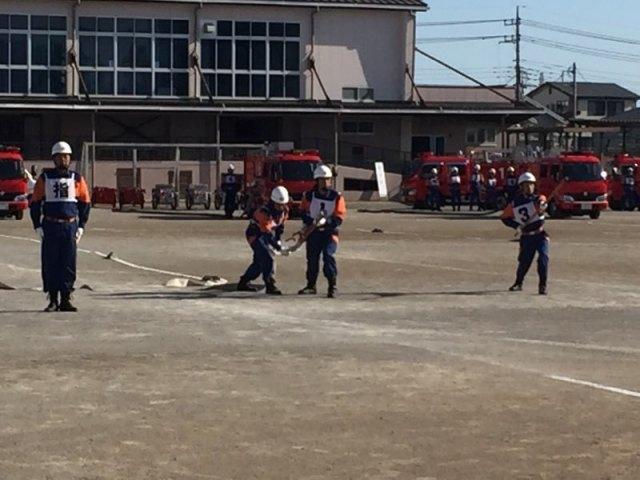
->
left=1, top=203, right=640, bottom=480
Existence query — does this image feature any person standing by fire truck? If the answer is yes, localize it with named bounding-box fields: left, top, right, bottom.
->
left=221, top=164, right=240, bottom=218
left=501, top=172, right=549, bottom=295
left=298, top=165, right=346, bottom=298
left=505, top=166, right=518, bottom=201
left=449, top=166, right=462, bottom=211
left=486, top=168, right=498, bottom=209
left=623, top=166, right=637, bottom=210
left=237, top=186, right=290, bottom=295
left=30, top=142, right=91, bottom=312
left=427, top=168, right=442, bottom=211
left=469, top=164, right=483, bottom=211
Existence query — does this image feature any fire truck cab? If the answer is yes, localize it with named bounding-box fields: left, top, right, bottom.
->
left=243, top=149, right=323, bottom=214
left=530, top=152, right=608, bottom=219
left=608, top=153, right=639, bottom=211
left=403, top=152, right=471, bottom=207
left=0, top=146, right=29, bottom=220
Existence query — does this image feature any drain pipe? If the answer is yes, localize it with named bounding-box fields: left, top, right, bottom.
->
left=71, top=0, right=81, bottom=97
left=310, top=7, right=319, bottom=100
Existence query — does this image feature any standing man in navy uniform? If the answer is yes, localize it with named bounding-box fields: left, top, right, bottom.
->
left=298, top=165, right=347, bottom=298
left=30, top=142, right=91, bottom=312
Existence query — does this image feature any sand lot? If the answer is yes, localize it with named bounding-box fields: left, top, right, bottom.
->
left=1, top=204, right=640, bottom=480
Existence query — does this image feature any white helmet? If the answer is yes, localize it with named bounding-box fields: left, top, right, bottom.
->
left=473, top=164, right=481, bottom=172
left=314, top=165, right=333, bottom=179
left=227, top=164, right=235, bottom=171
left=430, top=168, right=438, bottom=175
left=51, top=141, right=72, bottom=156
left=507, top=166, right=515, bottom=173
left=518, top=172, right=537, bottom=185
left=451, top=167, right=459, bottom=174
left=270, top=186, right=290, bottom=205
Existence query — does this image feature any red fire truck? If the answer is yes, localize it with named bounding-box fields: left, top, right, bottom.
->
left=402, top=152, right=471, bottom=207
left=528, top=152, right=608, bottom=219
left=0, top=146, right=29, bottom=220
left=243, top=149, right=323, bottom=214
left=607, top=153, right=639, bottom=211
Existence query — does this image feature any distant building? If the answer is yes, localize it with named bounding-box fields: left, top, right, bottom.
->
left=528, top=82, right=639, bottom=121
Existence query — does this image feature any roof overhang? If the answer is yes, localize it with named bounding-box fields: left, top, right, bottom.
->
left=0, top=101, right=540, bottom=117
left=90, top=0, right=428, bottom=11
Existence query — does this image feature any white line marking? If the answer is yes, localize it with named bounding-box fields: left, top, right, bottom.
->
left=502, top=337, right=640, bottom=355
left=0, top=233, right=40, bottom=244
left=547, top=375, right=640, bottom=398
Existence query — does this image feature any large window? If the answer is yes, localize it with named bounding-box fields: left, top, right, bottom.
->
left=0, top=14, right=67, bottom=95
left=200, top=20, right=300, bottom=99
left=79, top=16, right=189, bottom=97
left=587, top=100, right=606, bottom=116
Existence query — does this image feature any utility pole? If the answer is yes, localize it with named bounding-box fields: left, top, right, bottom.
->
left=572, top=62, right=578, bottom=151
left=515, top=6, right=522, bottom=102
left=571, top=62, right=577, bottom=119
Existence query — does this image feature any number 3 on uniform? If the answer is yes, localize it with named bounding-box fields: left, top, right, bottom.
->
left=517, top=206, right=530, bottom=222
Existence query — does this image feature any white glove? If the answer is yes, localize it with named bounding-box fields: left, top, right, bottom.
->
left=75, top=227, right=84, bottom=244
left=315, top=217, right=327, bottom=227
left=35, top=227, right=44, bottom=240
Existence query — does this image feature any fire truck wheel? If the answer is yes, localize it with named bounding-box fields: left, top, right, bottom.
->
left=589, top=210, right=601, bottom=220
left=547, top=201, right=559, bottom=218
left=15, top=210, right=24, bottom=220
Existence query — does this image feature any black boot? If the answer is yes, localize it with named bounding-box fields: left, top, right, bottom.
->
left=327, top=278, right=337, bottom=299
left=298, top=284, right=317, bottom=295
left=265, top=279, right=282, bottom=295
left=509, top=283, right=523, bottom=292
left=237, top=278, right=258, bottom=292
left=538, top=283, right=547, bottom=295
left=44, top=291, right=59, bottom=312
left=58, top=292, right=78, bottom=312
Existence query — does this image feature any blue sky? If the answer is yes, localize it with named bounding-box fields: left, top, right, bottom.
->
left=415, top=0, right=640, bottom=95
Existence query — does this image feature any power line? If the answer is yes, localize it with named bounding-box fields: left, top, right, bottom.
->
left=522, top=19, right=640, bottom=46
left=416, top=35, right=514, bottom=44
left=521, top=35, right=640, bottom=63
left=416, top=19, right=510, bottom=27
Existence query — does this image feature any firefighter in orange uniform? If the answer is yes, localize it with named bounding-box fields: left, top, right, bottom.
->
left=237, top=186, right=290, bottom=295
left=30, top=142, right=91, bottom=312
left=298, top=165, right=346, bottom=298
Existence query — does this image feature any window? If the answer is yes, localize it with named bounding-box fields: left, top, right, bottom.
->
left=465, top=127, right=496, bottom=145
left=0, top=14, right=67, bottom=95
left=200, top=19, right=300, bottom=99
left=607, top=100, right=624, bottom=116
left=342, top=87, right=374, bottom=102
left=465, top=130, right=476, bottom=144
left=78, top=16, right=189, bottom=97
left=342, top=121, right=374, bottom=135
left=587, top=100, right=606, bottom=116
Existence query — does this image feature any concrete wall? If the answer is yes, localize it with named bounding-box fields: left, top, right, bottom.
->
left=3, top=0, right=413, bottom=102
left=312, top=9, right=412, bottom=101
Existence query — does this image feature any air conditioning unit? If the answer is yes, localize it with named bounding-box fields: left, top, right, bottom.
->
left=203, top=23, right=216, bottom=34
